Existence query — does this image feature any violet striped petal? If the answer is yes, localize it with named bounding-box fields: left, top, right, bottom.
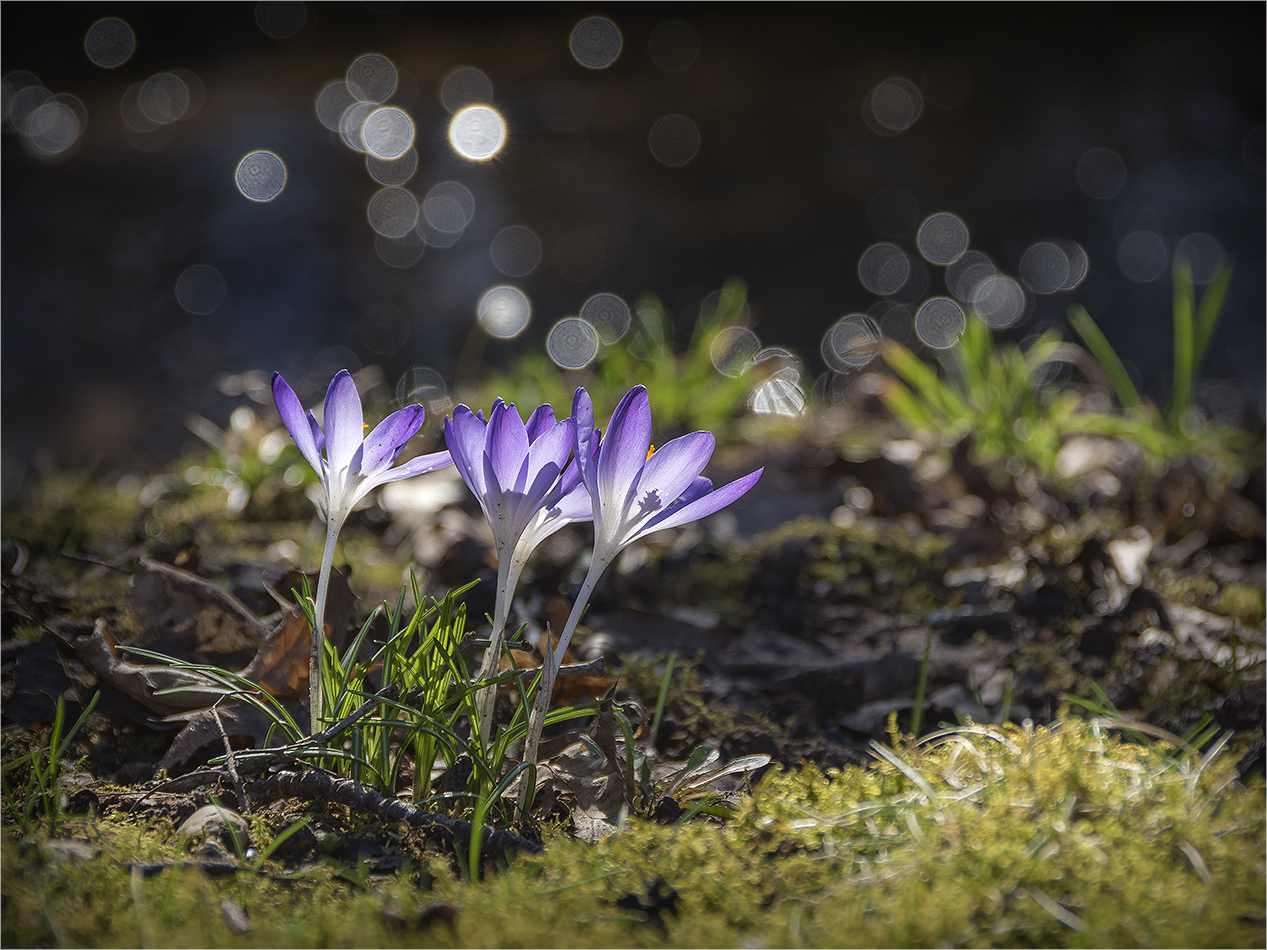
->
left=444, top=406, right=489, bottom=502
left=272, top=373, right=322, bottom=474
left=485, top=401, right=529, bottom=492
left=634, top=430, right=715, bottom=521
left=525, top=403, right=557, bottom=442
left=366, top=449, right=453, bottom=485
left=572, top=388, right=598, bottom=499
left=322, top=370, right=364, bottom=478
left=361, top=405, right=425, bottom=476
left=597, top=385, right=652, bottom=519
left=523, top=419, right=574, bottom=501
left=639, top=468, right=763, bottom=538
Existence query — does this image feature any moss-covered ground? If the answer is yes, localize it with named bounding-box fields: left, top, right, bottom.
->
left=4, top=719, right=1263, bottom=948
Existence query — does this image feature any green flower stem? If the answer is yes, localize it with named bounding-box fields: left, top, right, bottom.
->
left=311, top=513, right=343, bottom=737
left=521, top=556, right=606, bottom=793
left=474, top=550, right=516, bottom=748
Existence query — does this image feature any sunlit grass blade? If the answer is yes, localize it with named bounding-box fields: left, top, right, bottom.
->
left=1193, top=260, right=1233, bottom=374
left=1068, top=305, right=1141, bottom=409
left=1170, top=258, right=1196, bottom=429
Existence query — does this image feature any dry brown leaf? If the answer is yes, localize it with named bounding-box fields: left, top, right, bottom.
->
left=238, top=608, right=310, bottom=699
left=65, top=619, right=227, bottom=717
left=128, top=558, right=269, bottom=668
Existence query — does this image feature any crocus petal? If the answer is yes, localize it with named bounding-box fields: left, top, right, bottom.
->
left=597, top=386, right=652, bottom=520
left=272, top=373, right=323, bottom=475
left=322, top=370, right=364, bottom=479
left=632, top=430, right=715, bottom=522
left=361, top=405, right=424, bottom=476
left=522, top=418, right=574, bottom=501
left=307, top=412, right=325, bottom=459
left=485, top=401, right=530, bottom=492
left=572, top=388, right=598, bottom=498
left=637, top=468, right=764, bottom=538
left=524, top=403, right=557, bottom=442
left=362, top=449, right=453, bottom=487
left=445, top=406, right=489, bottom=502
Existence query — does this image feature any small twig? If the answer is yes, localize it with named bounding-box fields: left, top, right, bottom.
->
left=463, top=636, right=532, bottom=651
left=246, top=770, right=543, bottom=860
left=212, top=705, right=249, bottom=815
left=556, top=656, right=606, bottom=678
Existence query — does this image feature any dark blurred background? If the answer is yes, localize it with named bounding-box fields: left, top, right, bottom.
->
left=2, top=2, right=1263, bottom=499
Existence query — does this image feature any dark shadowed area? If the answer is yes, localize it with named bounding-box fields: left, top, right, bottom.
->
left=2, top=2, right=1263, bottom=495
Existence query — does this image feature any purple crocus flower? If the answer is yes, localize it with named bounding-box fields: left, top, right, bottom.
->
left=522, top=384, right=762, bottom=773
left=273, top=369, right=452, bottom=732
left=443, top=399, right=582, bottom=743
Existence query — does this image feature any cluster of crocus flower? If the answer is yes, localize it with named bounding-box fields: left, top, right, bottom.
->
left=272, top=370, right=452, bottom=733
left=274, top=371, right=761, bottom=780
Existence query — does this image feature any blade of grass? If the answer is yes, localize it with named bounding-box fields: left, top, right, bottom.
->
left=1170, top=258, right=1196, bottom=429
left=1068, top=306, right=1141, bottom=409
left=1192, top=261, right=1233, bottom=372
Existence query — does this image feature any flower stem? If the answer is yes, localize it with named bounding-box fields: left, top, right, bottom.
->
left=310, top=514, right=342, bottom=737
left=474, top=550, right=515, bottom=748
left=520, top=556, right=607, bottom=800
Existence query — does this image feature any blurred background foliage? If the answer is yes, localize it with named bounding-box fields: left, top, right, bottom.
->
left=1, top=4, right=1262, bottom=500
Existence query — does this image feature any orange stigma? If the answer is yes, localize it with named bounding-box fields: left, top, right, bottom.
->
left=646, top=444, right=656, bottom=460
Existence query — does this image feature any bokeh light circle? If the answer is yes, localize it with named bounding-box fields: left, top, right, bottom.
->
left=396, top=367, right=449, bottom=414
left=1018, top=242, right=1070, bottom=295
left=347, top=53, right=397, bottom=103
left=915, top=297, right=966, bottom=348
left=972, top=276, right=1026, bottom=329
left=374, top=230, right=425, bottom=268
left=255, top=2, right=307, bottom=40
left=338, top=100, right=375, bottom=152
left=581, top=292, right=631, bottom=344
left=490, top=226, right=542, bottom=277
left=477, top=285, right=531, bottom=338
left=648, top=114, right=700, bottom=166
left=440, top=66, right=493, bottom=113
left=649, top=20, right=700, bottom=71
left=822, top=314, right=883, bottom=371
left=175, top=265, right=226, bottom=315
left=315, top=81, right=356, bottom=131
left=857, top=243, right=910, bottom=296
left=917, top=212, right=969, bottom=265
left=235, top=150, right=287, bottom=201
left=547, top=317, right=600, bottom=369
left=84, top=18, right=135, bottom=68
left=1076, top=147, right=1127, bottom=200
left=362, top=107, right=414, bottom=159
left=449, top=105, right=506, bottom=161
left=23, top=100, right=83, bottom=156
left=422, top=181, right=475, bottom=235
left=866, top=78, right=923, bottom=134
left=1054, top=240, right=1088, bottom=290
left=367, top=187, right=419, bottom=237
left=570, top=17, right=622, bottom=69
left=946, top=251, right=997, bottom=302
left=138, top=73, right=190, bottom=124
left=1173, top=232, right=1224, bottom=284
left=711, top=327, right=761, bottom=377
left=366, top=147, right=417, bottom=185
left=1117, top=230, right=1168, bottom=283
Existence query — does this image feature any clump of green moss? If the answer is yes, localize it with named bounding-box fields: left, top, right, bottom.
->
left=1211, top=581, right=1266, bottom=626
left=644, top=516, right=952, bottom=626
left=5, top=718, right=1260, bottom=948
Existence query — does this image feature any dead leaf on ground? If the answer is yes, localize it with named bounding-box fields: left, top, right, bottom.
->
left=238, top=607, right=310, bottom=699
left=500, top=631, right=615, bottom=707
left=129, top=558, right=269, bottom=668
left=64, top=619, right=228, bottom=716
